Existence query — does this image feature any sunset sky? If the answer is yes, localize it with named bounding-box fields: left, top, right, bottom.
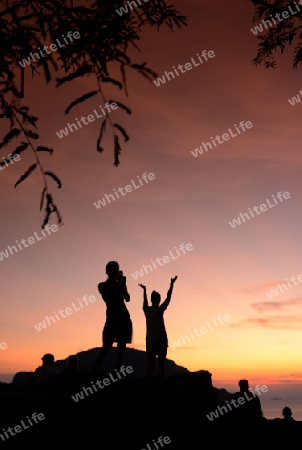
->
left=1, top=0, right=302, bottom=389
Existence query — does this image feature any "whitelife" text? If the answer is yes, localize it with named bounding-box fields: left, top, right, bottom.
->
left=228, top=192, right=290, bottom=228
left=0, top=224, right=59, bottom=262
left=18, top=31, right=81, bottom=68
left=93, top=172, right=155, bottom=209
left=131, top=243, right=193, bottom=280
left=191, top=121, right=253, bottom=157
left=153, top=51, right=215, bottom=87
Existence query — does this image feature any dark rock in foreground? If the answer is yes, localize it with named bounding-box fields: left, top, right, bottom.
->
left=1, top=349, right=301, bottom=448
left=11, top=347, right=188, bottom=385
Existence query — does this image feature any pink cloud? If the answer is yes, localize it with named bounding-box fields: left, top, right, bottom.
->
left=251, top=299, right=302, bottom=312
left=231, top=315, right=302, bottom=329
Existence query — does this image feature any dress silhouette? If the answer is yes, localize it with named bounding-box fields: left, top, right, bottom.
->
left=94, top=261, right=132, bottom=371
left=139, top=276, right=177, bottom=378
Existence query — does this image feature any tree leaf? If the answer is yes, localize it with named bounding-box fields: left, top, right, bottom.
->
left=65, top=90, right=98, bottom=115
left=39, top=187, right=46, bottom=212
left=24, top=129, right=39, bottom=139
left=56, top=65, right=93, bottom=87
left=114, top=134, right=121, bottom=167
left=14, top=142, right=29, bottom=156
left=106, top=100, right=132, bottom=115
left=113, top=123, right=130, bottom=142
left=44, top=171, right=62, bottom=189
left=26, top=115, right=39, bottom=128
left=42, top=207, right=51, bottom=229
left=96, top=118, right=107, bottom=153
left=52, top=203, right=63, bottom=225
left=120, top=63, right=128, bottom=97
left=36, top=146, right=53, bottom=155
left=14, top=164, right=37, bottom=188
left=0, top=142, right=28, bottom=167
left=0, top=128, right=21, bottom=150
left=130, top=63, right=158, bottom=81
left=41, top=193, right=52, bottom=229
left=100, top=76, right=123, bottom=90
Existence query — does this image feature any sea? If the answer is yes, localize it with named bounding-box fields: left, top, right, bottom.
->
left=216, top=383, right=302, bottom=421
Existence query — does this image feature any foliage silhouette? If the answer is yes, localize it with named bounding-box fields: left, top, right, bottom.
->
left=0, top=0, right=186, bottom=227
left=248, top=0, right=302, bottom=68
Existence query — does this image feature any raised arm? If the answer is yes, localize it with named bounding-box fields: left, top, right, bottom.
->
left=160, top=276, right=177, bottom=311
left=138, top=284, right=148, bottom=311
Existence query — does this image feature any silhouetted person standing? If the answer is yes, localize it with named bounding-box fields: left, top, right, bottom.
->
left=139, top=276, right=177, bottom=378
left=94, top=261, right=132, bottom=371
left=232, top=379, right=263, bottom=423
left=282, top=406, right=295, bottom=422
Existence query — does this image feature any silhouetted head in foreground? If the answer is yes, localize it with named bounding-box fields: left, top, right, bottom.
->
left=282, top=406, right=294, bottom=421
left=106, top=261, right=119, bottom=280
left=151, top=290, right=161, bottom=306
left=41, top=353, right=55, bottom=366
left=35, top=354, right=60, bottom=383
left=195, top=370, right=213, bottom=388
left=239, top=379, right=249, bottom=392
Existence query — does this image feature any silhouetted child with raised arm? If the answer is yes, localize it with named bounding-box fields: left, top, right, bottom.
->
left=94, top=261, right=132, bottom=371
left=139, top=276, right=177, bottom=378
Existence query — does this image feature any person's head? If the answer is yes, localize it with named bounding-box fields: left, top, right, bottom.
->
left=106, top=261, right=119, bottom=279
left=282, top=407, right=292, bottom=419
left=151, top=290, right=161, bottom=306
left=41, top=354, right=55, bottom=366
left=197, top=370, right=213, bottom=388
left=239, top=379, right=249, bottom=392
